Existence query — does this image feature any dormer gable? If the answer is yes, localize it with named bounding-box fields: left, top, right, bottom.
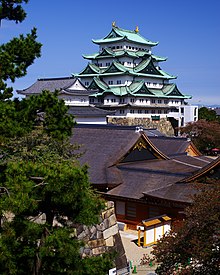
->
left=78, top=63, right=100, bottom=75
left=104, top=62, right=127, bottom=74
left=129, top=81, right=154, bottom=95
left=67, top=78, right=87, bottom=91
left=104, top=28, right=123, bottom=39
left=134, top=58, right=162, bottom=75
left=88, top=77, right=109, bottom=91
left=114, top=132, right=169, bottom=165
left=164, top=84, right=184, bottom=97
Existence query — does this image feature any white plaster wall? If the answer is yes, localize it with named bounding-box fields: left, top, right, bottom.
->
left=100, top=42, right=151, bottom=52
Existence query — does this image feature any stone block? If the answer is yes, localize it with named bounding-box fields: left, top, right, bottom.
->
left=104, top=207, right=115, bottom=219
left=96, top=230, right=103, bottom=239
left=105, top=236, right=114, bottom=247
left=108, top=214, right=117, bottom=227
left=92, top=246, right=106, bottom=255
left=103, top=224, right=119, bottom=240
left=96, top=222, right=106, bottom=231
left=88, top=239, right=105, bottom=248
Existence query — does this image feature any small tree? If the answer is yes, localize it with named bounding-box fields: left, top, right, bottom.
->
left=179, top=120, right=220, bottom=152
left=152, top=182, right=220, bottom=275
left=198, top=107, right=217, bottom=121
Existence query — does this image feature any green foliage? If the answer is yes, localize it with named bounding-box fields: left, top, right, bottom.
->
left=152, top=183, right=220, bottom=274
left=0, top=2, right=114, bottom=273
left=0, top=0, right=29, bottom=24
left=0, top=0, right=42, bottom=100
left=198, top=106, right=217, bottom=121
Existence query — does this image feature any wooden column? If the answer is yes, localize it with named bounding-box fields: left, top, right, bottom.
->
left=143, top=230, right=147, bottom=247
left=138, top=228, right=141, bottom=247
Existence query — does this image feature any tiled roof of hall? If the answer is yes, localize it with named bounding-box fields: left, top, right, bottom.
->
left=92, top=25, right=158, bottom=46
left=83, top=49, right=167, bottom=62
left=17, top=76, right=76, bottom=95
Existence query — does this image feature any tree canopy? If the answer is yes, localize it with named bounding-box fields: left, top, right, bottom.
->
left=152, top=182, right=220, bottom=275
left=0, top=0, right=42, bottom=100
left=0, top=1, right=114, bottom=273
left=198, top=106, right=218, bottom=121
left=179, top=119, right=220, bottom=152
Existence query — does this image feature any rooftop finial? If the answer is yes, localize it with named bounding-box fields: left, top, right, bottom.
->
left=112, top=21, right=116, bottom=27
left=135, top=26, right=139, bottom=33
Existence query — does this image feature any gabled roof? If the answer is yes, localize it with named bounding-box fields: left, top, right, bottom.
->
left=104, top=61, right=128, bottom=74
left=70, top=124, right=215, bottom=203
left=76, top=60, right=175, bottom=80
left=70, top=125, right=168, bottom=187
left=17, top=77, right=76, bottom=95
left=128, top=81, right=154, bottom=95
left=83, top=49, right=167, bottom=62
left=92, top=26, right=158, bottom=46
left=78, top=63, right=101, bottom=75
left=178, top=156, right=220, bottom=183
left=88, top=77, right=109, bottom=91
left=149, top=136, right=201, bottom=157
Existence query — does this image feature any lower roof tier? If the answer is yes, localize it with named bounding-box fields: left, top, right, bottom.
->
left=88, top=78, right=191, bottom=99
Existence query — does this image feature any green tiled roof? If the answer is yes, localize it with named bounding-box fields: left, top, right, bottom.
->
left=78, top=63, right=101, bottom=75
left=88, top=77, right=109, bottom=91
left=92, top=26, right=158, bottom=46
left=89, top=80, right=190, bottom=99
left=75, top=60, right=175, bottom=80
left=83, top=49, right=167, bottom=62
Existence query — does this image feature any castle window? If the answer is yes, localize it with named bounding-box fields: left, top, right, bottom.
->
left=89, top=98, right=94, bottom=103
left=85, top=81, right=89, bottom=86
left=130, top=98, right=135, bottom=103
left=117, top=46, right=119, bottom=49
left=164, top=100, right=168, bottom=104
left=145, top=110, right=149, bottom=114
left=106, top=62, right=110, bottom=66
left=138, top=110, right=142, bottom=114
left=151, top=110, right=155, bottom=114
left=111, top=98, right=116, bottom=103
left=108, top=80, right=113, bottom=85
left=117, top=80, right=121, bottom=84
left=130, top=110, right=135, bottom=114
left=151, top=99, right=155, bottom=103
left=120, top=110, right=125, bottom=114
left=158, top=110, right=162, bottom=114
left=158, top=99, right=162, bottom=104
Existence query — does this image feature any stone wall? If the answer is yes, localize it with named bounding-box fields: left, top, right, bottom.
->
left=76, top=201, right=127, bottom=269
left=108, top=117, right=174, bottom=136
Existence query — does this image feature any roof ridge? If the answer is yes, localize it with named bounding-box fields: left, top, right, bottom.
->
left=38, top=76, right=74, bottom=81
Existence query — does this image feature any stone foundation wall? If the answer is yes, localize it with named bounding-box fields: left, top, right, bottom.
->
left=108, top=117, right=174, bottom=136
left=76, top=201, right=127, bottom=269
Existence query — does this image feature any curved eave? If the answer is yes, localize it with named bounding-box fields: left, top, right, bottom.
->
left=92, top=37, right=158, bottom=47
left=134, top=72, right=176, bottom=79
left=92, top=37, right=124, bottom=44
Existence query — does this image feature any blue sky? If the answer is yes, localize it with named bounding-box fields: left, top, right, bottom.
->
left=1, top=0, right=220, bottom=105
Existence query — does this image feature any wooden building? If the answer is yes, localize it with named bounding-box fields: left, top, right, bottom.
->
left=70, top=124, right=216, bottom=229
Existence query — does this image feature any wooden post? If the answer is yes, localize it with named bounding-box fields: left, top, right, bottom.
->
left=138, top=228, right=141, bottom=247
left=143, top=229, right=147, bottom=247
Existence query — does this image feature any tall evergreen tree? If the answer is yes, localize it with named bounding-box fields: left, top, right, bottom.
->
left=0, top=2, right=114, bottom=273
